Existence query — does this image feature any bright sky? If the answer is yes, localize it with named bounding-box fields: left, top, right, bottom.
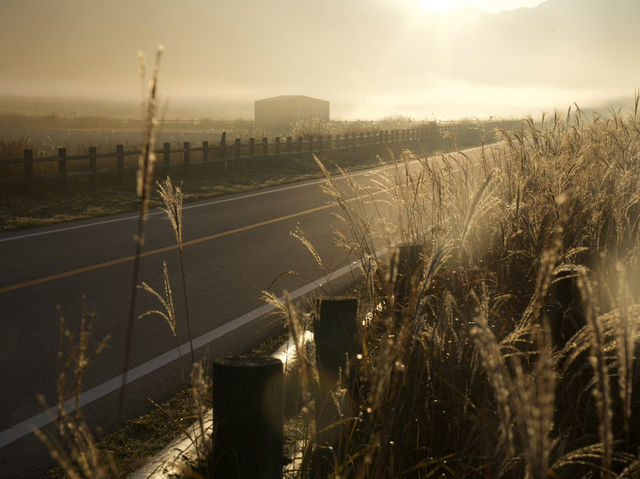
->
left=418, top=0, right=546, bottom=13
left=1, top=0, right=638, bottom=119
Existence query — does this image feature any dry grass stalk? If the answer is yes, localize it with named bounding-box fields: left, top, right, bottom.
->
left=118, top=45, right=164, bottom=426
left=157, top=176, right=196, bottom=364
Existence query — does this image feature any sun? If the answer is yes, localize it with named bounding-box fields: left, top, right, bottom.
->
left=417, top=0, right=467, bottom=11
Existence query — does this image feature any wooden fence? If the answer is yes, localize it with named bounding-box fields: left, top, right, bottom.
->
left=0, top=123, right=480, bottom=189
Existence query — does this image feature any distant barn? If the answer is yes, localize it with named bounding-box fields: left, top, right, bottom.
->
left=254, top=95, right=330, bottom=133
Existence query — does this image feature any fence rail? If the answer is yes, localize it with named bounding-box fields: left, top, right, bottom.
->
left=0, top=123, right=487, bottom=188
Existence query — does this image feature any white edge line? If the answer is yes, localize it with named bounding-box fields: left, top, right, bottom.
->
left=0, top=250, right=386, bottom=449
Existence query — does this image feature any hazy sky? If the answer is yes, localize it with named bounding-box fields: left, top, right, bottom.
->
left=1, top=0, right=638, bottom=119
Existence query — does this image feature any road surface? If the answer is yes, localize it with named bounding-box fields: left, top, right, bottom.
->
left=0, top=160, right=399, bottom=477
left=0, top=145, right=490, bottom=477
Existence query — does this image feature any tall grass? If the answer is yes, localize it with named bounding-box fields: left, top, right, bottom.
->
left=278, top=98, right=640, bottom=478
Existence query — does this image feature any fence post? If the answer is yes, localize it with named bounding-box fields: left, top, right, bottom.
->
left=235, top=138, right=241, bottom=160
left=89, top=146, right=97, bottom=188
left=23, top=149, right=34, bottom=191
left=550, top=268, right=585, bottom=348
left=308, top=136, right=314, bottom=152
left=183, top=142, right=190, bottom=172
left=58, top=147, right=68, bottom=190
left=275, top=137, right=281, bottom=156
left=163, top=142, right=171, bottom=174
left=211, top=356, right=283, bottom=479
left=298, top=136, right=303, bottom=153
left=219, top=132, right=228, bottom=171
left=286, top=137, right=292, bottom=156
left=116, top=144, right=124, bottom=183
left=335, top=134, right=341, bottom=149
left=391, top=243, right=424, bottom=317
left=249, top=138, right=256, bottom=157
left=202, top=140, right=209, bottom=165
left=313, top=297, right=360, bottom=457
left=260, top=137, right=267, bottom=157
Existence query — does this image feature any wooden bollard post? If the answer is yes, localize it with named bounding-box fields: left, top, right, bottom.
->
left=550, top=268, right=585, bottom=348
left=249, top=137, right=256, bottom=157
left=262, top=137, right=268, bottom=157
left=275, top=137, right=281, bottom=156
left=298, top=136, right=303, bottom=153
left=211, top=356, right=284, bottom=479
left=391, top=243, right=424, bottom=316
left=58, top=147, right=68, bottom=190
left=286, top=136, right=292, bottom=156
left=313, top=297, right=360, bottom=450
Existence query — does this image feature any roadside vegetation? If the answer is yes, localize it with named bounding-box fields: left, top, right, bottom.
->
left=29, top=47, right=640, bottom=477
left=273, top=101, right=640, bottom=478
left=39, top=95, right=640, bottom=478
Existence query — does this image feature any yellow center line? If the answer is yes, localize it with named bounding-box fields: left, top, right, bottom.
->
left=0, top=202, right=337, bottom=295
left=1, top=150, right=487, bottom=295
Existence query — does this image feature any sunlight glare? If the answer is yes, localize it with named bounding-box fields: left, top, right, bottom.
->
left=417, top=0, right=466, bottom=11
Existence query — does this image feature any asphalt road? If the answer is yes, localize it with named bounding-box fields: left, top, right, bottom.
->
left=0, top=145, right=491, bottom=477
left=0, top=160, right=401, bottom=477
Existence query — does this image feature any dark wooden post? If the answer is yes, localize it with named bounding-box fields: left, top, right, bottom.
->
left=298, top=136, right=303, bottom=153
left=235, top=138, right=241, bottom=159
left=275, top=137, right=281, bottom=156
left=115, top=144, right=124, bottom=182
left=262, top=137, right=268, bottom=157
left=58, top=147, right=68, bottom=190
left=359, top=131, right=364, bottom=147
left=89, top=146, right=97, bottom=188
left=219, top=132, right=228, bottom=171
left=286, top=137, right=292, bottom=156
left=390, top=244, right=424, bottom=316
left=335, top=134, right=341, bottom=149
left=202, top=140, right=209, bottom=164
left=314, top=297, right=360, bottom=451
left=550, top=268, right=585, bottom=349
left=249, top=138, right=256, bottom=157
left=163, top=142, right=171, bottom=173
left=183, top=142, right=190, bottom=172
left=23, top=149, right=33, bottom=191
left=211, top=356, right=283, bottom=479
